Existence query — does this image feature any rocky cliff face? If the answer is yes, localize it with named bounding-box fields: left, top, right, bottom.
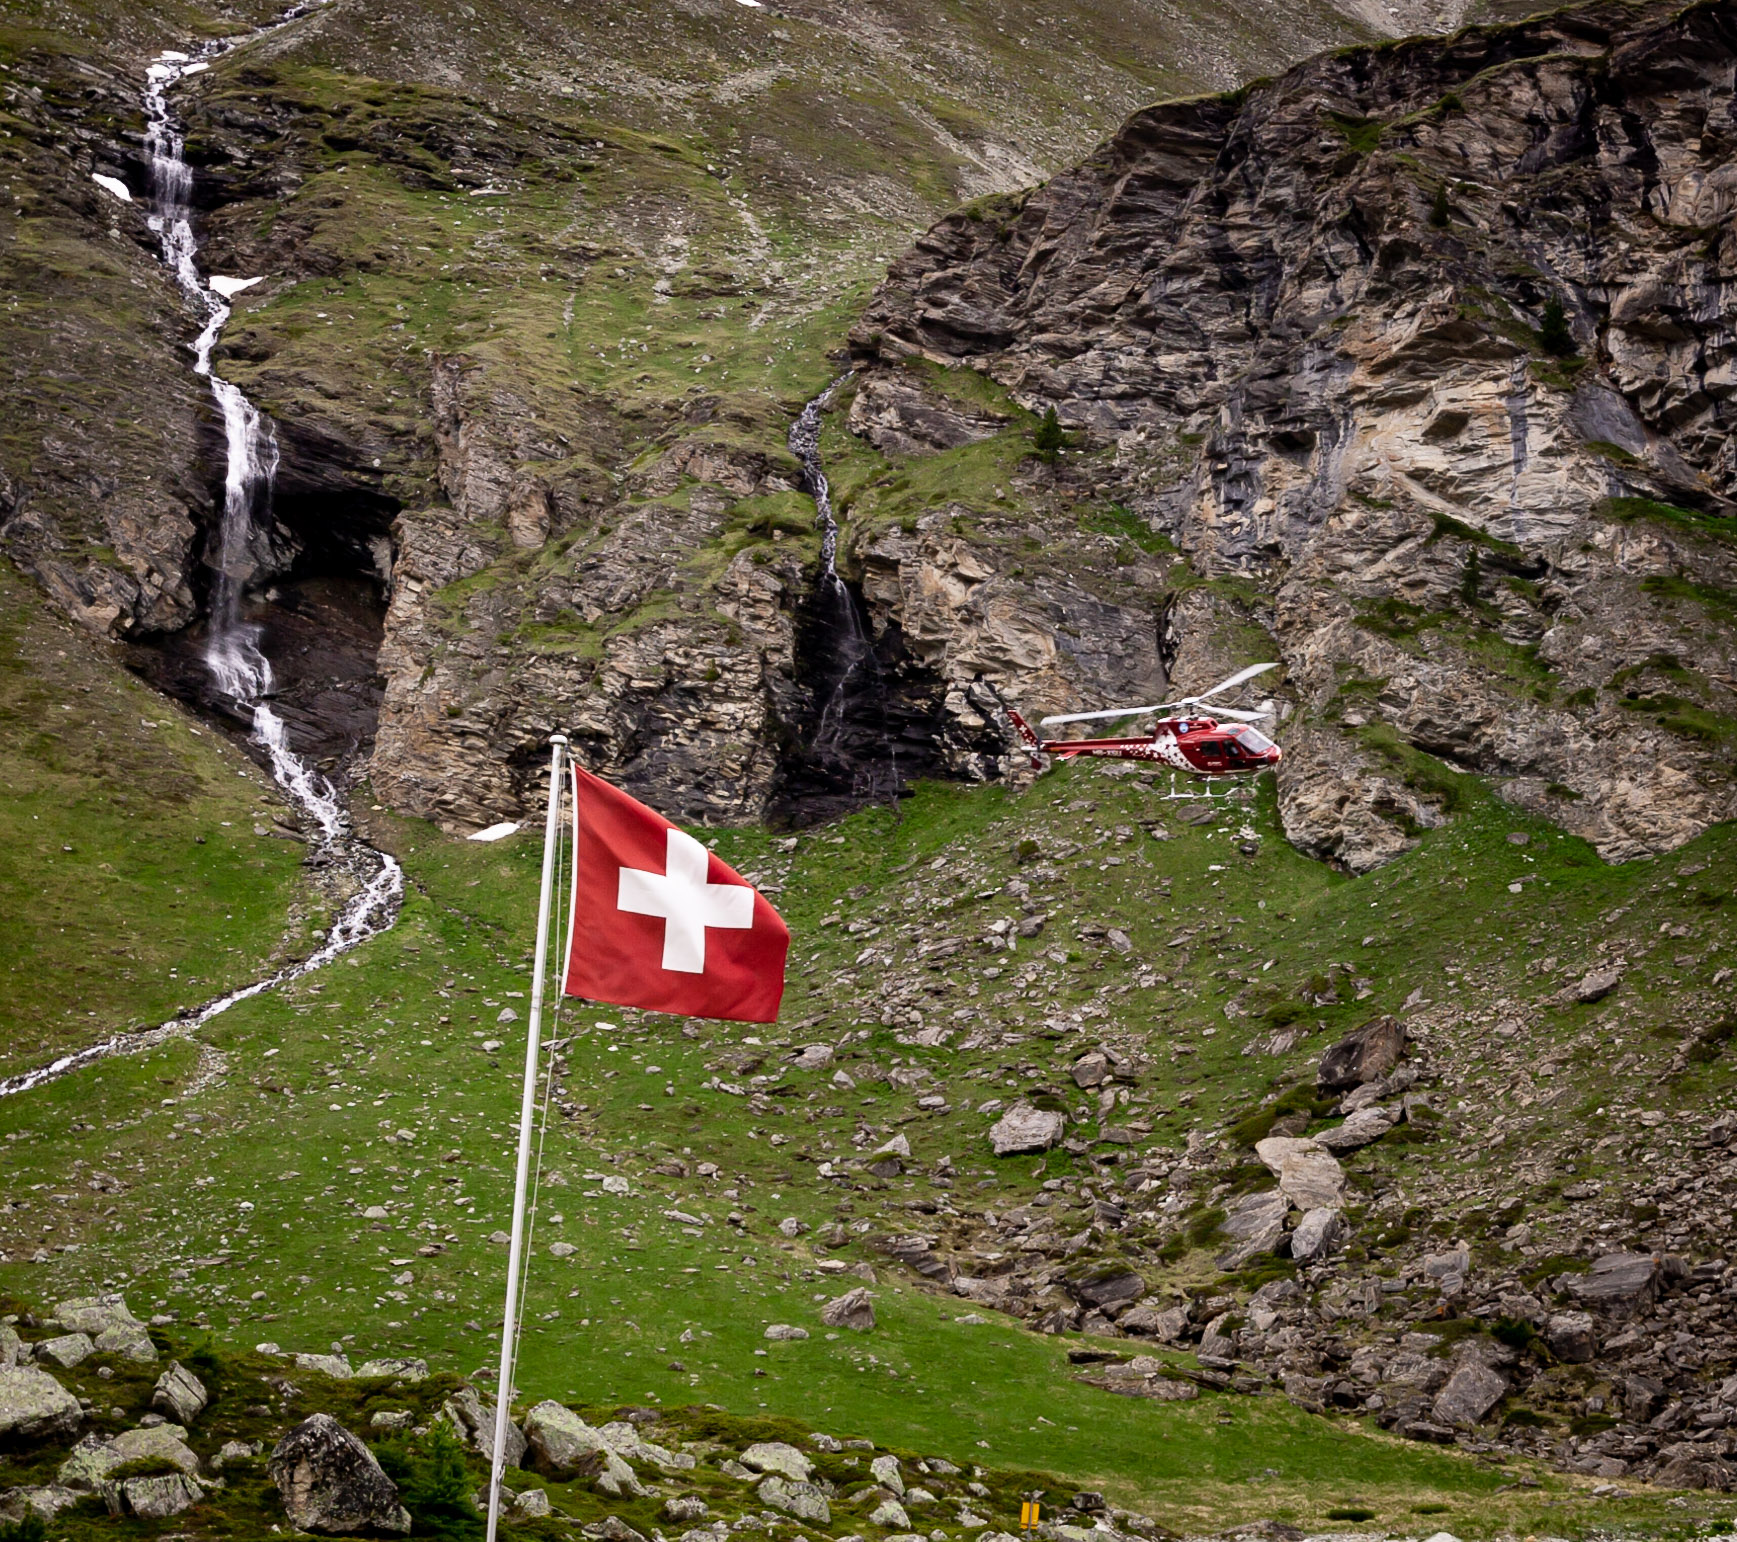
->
left=851, top=0, right=1737, bottom=868
left=2, top=0, right=1454, bottom=824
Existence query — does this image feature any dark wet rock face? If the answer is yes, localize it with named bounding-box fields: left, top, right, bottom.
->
left=852, top=0, right=1737, bottom=868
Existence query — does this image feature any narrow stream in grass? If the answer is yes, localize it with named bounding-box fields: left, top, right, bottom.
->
left=0, top=0, right=403, bottom=1100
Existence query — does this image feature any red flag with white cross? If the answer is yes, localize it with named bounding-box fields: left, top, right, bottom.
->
left=563, top=765, right=789, bottom=1023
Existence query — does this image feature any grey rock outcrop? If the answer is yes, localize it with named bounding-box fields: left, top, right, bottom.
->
left=988, top=1102, right=1066, bottom=1155
left=52, top=1294, right=155, bottom=1362
left=820, top=1287, right=877, bottom=1331
left=1254, top=1136, right=1346, bottom=1210
left=0, top=1366, right=82, bottom=1441
left=1316, top=1017, right=1406, bottom=1093
left=268, top=1413, right=411, bottom=1535
left=757, top=1474, right=831, bottom=1523
left=523, top=1401, right=645, bottom=1496
left=851, top=0, right=1737, bottom=867
left=740, top=1442, right=813, bottom=1482
left=152, top=1361, right=209, bottom=1425
left=440, top=1386, right=527, bottom=1470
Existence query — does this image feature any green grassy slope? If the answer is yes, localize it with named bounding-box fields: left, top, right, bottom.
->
left=0, top=559, right=318, bottom=1075
left=2, top=752, right=1731, bottom=1532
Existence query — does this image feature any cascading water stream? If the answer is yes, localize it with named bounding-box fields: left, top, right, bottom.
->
left=788, top=376, right=900, bottom=800
left=0, top=2, right=402, bottom=1099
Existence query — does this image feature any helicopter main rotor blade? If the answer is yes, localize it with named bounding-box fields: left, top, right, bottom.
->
left=1039, top=702, right=1178, bottom=727
left=1201, top=704, right=1273, bottom=721
left=1179, top=661, right=1280, bottom=704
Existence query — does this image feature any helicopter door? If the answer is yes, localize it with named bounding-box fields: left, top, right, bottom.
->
left=1198, top=739, right=1229, bottom=770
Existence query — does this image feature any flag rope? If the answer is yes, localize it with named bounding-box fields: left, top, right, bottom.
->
left=508, top=765, right=577, bottom=1394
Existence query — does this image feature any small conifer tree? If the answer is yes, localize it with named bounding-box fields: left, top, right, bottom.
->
left=1539, top=297, right=1575, bottom=356
left=1033, top=406, right=1065, bottom=464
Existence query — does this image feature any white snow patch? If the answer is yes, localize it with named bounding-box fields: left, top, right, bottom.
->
left=735, top=0, right=764, bottom=7
left=209, top=275, right=265, bottom=298
left=469, top=822, right=521, bottom=843
left=91, top=174, right=132, bottom=203
left=157, top=50, right=192, bottom=61
left=181, top=61, right=210, bottom=75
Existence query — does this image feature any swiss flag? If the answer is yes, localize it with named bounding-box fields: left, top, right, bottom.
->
left=563, top=765, right=789, bottom=1023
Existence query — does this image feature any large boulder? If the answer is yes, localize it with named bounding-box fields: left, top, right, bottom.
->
left=820, top=1287, right=876, bottom=1331
left=1544, top=1311, right=1597, bottom=1363
left=52, top=1294, right=156, bottom=1362
left=1432, top=1362, right=1507, bottom=1427
left=268, top=1413, right=411, bottom=1535
left=987, top=1102, right=1065, bottom=1156
left=1067, top=1268, right=1147, bottom=1313
left=740, top=1441, right=813, bottom=1481
left=522, top=1401, right=645, bottom=1496
left=103, top=1472, right=204, bottom=1520
left=0, top=1366, right=82, bottom=1441
left=440, top=1386, right=527, bottom=1469
left=1564, top=1252, right=1665, bottom=1317
left=757, top=1474, right=831, bottom=1523
left=1315, top=1016, right=1405, bottom=1094
left=1253, top=1137, right=1346, bottom=1210
left=152, top=1361, right=209, bottom=1424
left=63, top=1423, right=203, bottom=1492
left=1313, top=1106, right=1395, bottom=1152
left=1289, top=1207, right=1346, bottom=1263
left=1215, top=1190, right=1290, bottom=1268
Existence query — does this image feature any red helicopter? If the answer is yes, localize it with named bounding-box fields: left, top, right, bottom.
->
left=1002, top=663, right=1284, bottom=777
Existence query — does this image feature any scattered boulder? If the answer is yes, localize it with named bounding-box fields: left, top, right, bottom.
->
left=1118, top=1302, right=1188, bottom=1341
left=1316, top=1016, right=1405, bottom=1094
left=870, top=1498, right=911, bottom=1528
left=34, top=1333, right=94, bottom=1369
left=52, top=1294, right=155, bottom=1362
left=1068, top=1268, right=1147, bottom=1313
left=355, top=1358, right=427, bottom=1382
left=1565, top=1252, right=1664, bottom=1316
left=740, top=1441, right=813, bottom=1482
left=295, top=1352, right=354, bottom=1379
left=0, top=1325, right=21, bottom=1367
left=268, top=1413, right=411, bottom=1535
left=1572, top=966, right=1623, bottom=1004
left=1253, top=1137, right=1346, bottom=1210
left=665, top=1496, right=709, bottom=1523
left=1544, top=1312, right=1597, bottom=1364
left=1313, top=1107, right=1394, bottom=1152
left=870, top=1453, right=904, bottom=1494
left=1289, top=1207, right=1346, bottom=1263
left=523, top=1401, right=644, bottom=1496
left=0, top=1483, right=80, bottom=1523
left=0, top=1365, right=83, bottom=1440
left=152, top=1361, right=209, bottom=1424
left=1215, top=1190, right=1289, bottom=1268
left=820, top=1287, right=876, bottom=1331
left=1432, top=1362, right=1507, bottom=1427
left=511, top=1488, right=552, bottom=1519
left=440, top=1386, right=527, bottom=1470
left=758, top=1474, right=831, bottom=1523
left=764, top=1324, right=809, bottom=1341
left=988, top=1102, right=1065, bottom=1156
left=103, top=1472, right=203, bottom=1519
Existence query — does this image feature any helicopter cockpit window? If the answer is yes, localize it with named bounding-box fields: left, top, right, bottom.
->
left=1229, top=725, right=1277, bottom=753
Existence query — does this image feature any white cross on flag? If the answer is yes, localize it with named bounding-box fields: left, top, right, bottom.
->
left=564, top=765, right=789, bottom=1022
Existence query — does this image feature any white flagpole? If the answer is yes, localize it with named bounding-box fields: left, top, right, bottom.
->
left=486, top=733, right=567, bottom=1542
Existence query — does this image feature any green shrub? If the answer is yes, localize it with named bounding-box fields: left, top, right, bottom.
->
left=1538, top=298, right=1575, bottom=356
left=1032, top=407, right=1065, bottom=464
left=0, top=1514, right=47, bottom=1542
left=377, top=1426, right=485, bottom=1541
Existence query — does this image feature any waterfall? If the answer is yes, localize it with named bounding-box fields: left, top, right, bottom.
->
left=787, top=373, right=850, bottom=579
left=787, top=376, right=901, bottom=803
left=0, top=2, right=409, bottom=1099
